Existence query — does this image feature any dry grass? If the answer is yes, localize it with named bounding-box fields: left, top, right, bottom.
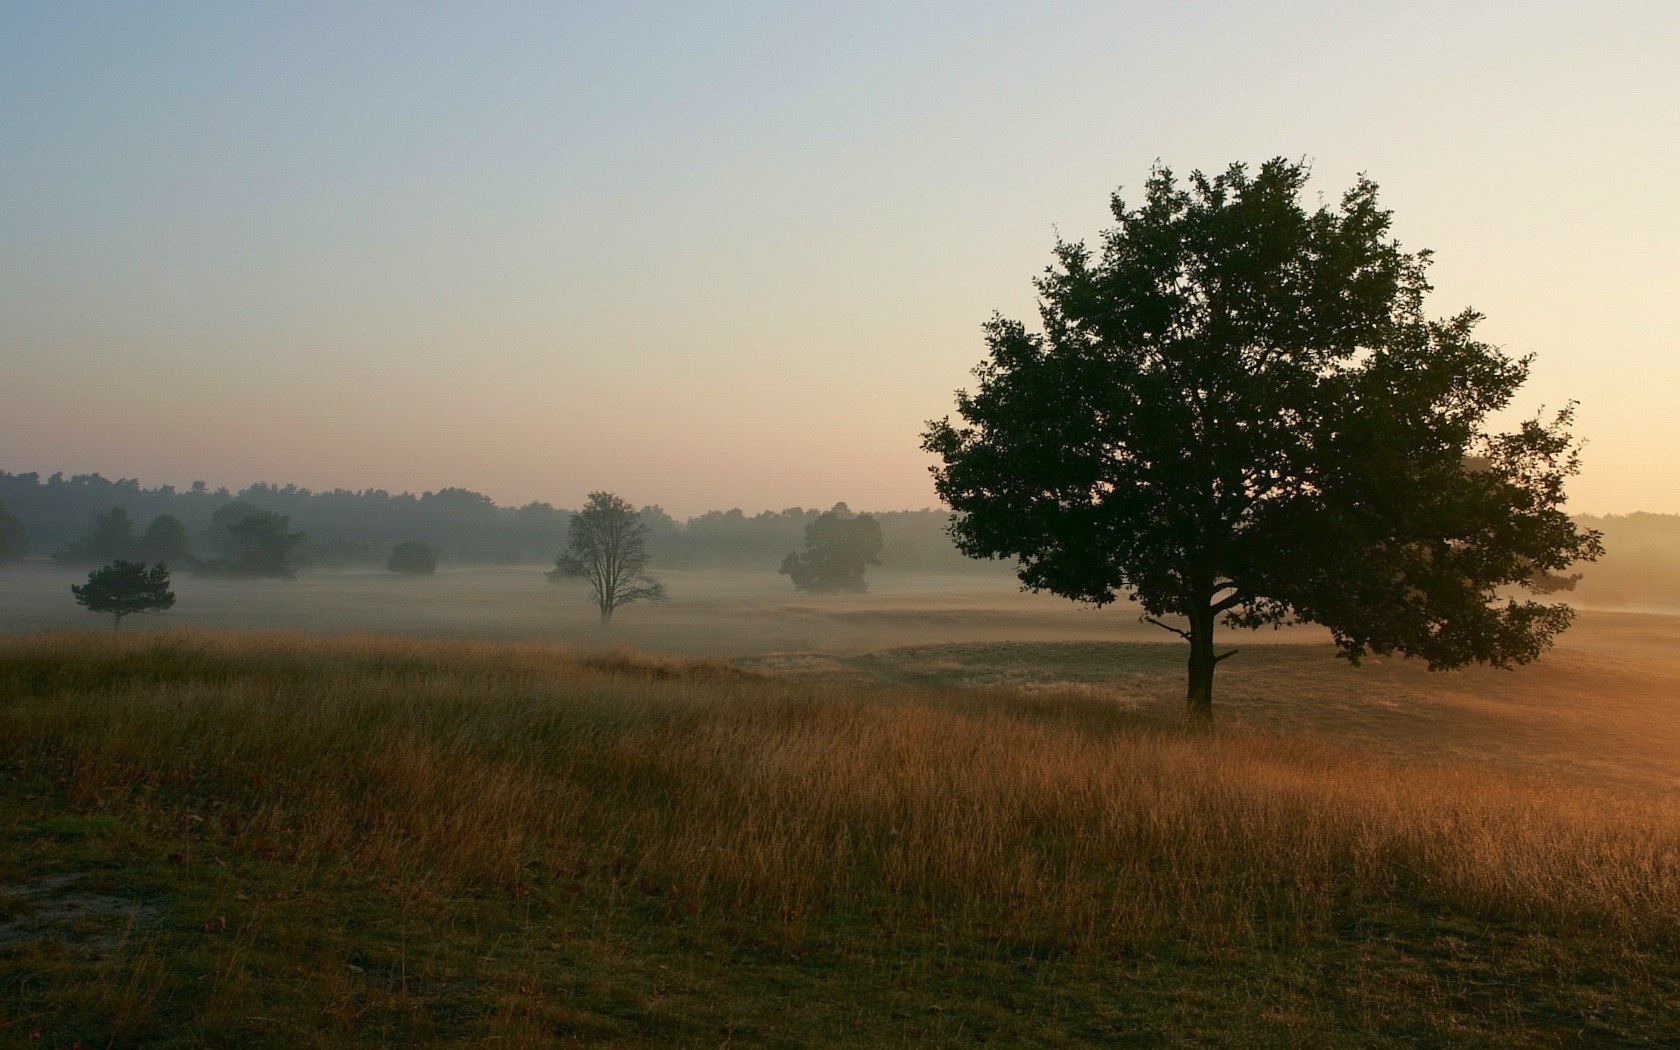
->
left=2, top=629, right=1678, bottom=1046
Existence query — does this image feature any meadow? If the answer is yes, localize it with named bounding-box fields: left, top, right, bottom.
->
left=0, top=562, right=1158, bottom=653
left=1, top=566, right=1678, bottom=1045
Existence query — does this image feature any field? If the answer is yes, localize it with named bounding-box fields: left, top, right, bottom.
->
left=2, top=566, right=1679, bottom=1045
left=0, top=563, right=1184, bottom=652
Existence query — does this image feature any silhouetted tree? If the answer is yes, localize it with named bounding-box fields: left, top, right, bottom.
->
left=138, top=514, right=192, bottom=566
left=387, top=540, right=438, bottom=575
left=71, top=560, right=175, bottom=629
left=0, top=498, right=25, bottom=565
left=214, top=509, right=305, bottom=578
left=53, top=507, right=137, bottom=567
left=923, top=158, right=1602, bottom=721
left=780, top=505, right=884, bottom=593
left=560, top=492, right=666, bottom=622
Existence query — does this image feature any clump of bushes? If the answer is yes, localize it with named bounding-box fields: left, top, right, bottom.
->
left=386, top=540, right=438, bottom=575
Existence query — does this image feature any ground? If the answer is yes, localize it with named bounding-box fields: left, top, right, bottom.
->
left=0, top=564, right=1676, bottom=1046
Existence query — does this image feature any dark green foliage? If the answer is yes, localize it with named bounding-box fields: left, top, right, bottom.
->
left=561, top=492, right=666, bottom=622
left=780, top=505, right=884, bottom=593
left=70, top=560, right=175, bottom=628
left=546, top=553, right=586, bottom=583
left=386, top=540, right=438, bottom=575
left=211, top=508, right=305, bottom=578
left=52, top=507, right=137, bottom=567
left=137, top=514, right=192, bottom=566
left=0, top=498, right=25, bottom=565
left=923, top=158, right=1602, bottom=718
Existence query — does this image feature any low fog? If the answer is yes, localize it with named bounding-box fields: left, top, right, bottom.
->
left=3, top=469, right=1677, bottom=653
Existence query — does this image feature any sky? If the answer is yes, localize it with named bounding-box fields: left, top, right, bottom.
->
left=2, top=1, right=1676, bottom=517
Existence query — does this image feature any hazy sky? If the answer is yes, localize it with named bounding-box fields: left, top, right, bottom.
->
left=3, top=1, right=1676, bottom=516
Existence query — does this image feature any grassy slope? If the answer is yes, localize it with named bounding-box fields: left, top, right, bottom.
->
left=1, top=630, right=1678, bottom=1047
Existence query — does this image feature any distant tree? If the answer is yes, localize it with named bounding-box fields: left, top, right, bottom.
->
left=923, top=158, right=1602, bottom=721
left=214, top=509, right=305, bottom=578
left=71, top=560, right=175, bottom=629
left=0, top=498, right=25, bottom=565
left=546, top=553, right=587, bottom=583
left=637, top=504, right=684, bottom=564
left=387, top=540, right=438, bottom=575
left=779, top=506, right=884, bottom=593
left=509, top=501, right=571, bottom=562
left=138, top=514, right=193, bottom=566
left=204, top=501, right=261, bottom=557
left=559, top=492, right=666, bottom=622
left=53, top=507, right=138, bottom=567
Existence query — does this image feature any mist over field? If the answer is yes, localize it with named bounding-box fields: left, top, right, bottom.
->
left=4, top=469, right=1678, bottom=639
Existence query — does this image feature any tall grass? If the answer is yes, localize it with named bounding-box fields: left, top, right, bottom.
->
left=6, top=628, right=1677, bottom=965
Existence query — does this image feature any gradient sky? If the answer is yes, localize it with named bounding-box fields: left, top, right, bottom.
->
left=3, top=1, right=1676, bottom=516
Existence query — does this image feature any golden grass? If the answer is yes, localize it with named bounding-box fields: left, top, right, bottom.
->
left=3, top=629, right=1679, bottom=1045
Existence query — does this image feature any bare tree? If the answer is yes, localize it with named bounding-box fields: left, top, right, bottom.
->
left=559, top=492, right=666, bottom=623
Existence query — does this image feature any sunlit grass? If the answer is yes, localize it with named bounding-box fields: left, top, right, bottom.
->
left=2, top=629, right=1678, bottom=1045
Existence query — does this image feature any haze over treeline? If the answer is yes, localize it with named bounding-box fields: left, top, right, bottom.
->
left=0, top=470, right=983, bottom=574
left=3, top=469, right=1678, bottom=609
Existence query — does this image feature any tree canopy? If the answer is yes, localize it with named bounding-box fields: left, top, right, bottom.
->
left=922, top=158, right=1601, bottom=719
left=71, top=560, right=176, bottom=629
left=559, top=492, right=666, bottom=622
left=779, top=505, right=884, bottom=593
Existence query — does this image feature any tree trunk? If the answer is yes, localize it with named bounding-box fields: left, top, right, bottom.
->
left=1185, top=603, right=1215, bottom=723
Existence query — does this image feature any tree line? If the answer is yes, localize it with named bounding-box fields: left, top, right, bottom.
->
left=47, top=491, right=897, bottom=629
left=0, top=472, right=987, bottom=574
left=0, top=474, right=1674, bottom=606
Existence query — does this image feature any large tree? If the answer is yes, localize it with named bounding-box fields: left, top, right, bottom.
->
left=557, top=492, right=666, bottom=623
left=780, top=505, right=884, bottom=593
left=922, top=159, right=1601, bottom=720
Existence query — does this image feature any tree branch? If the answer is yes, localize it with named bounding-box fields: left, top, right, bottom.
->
left=1214, top=649, right=1240, bottom=663
left=1211, top=590, right=1246, bottom=613
left=1143, top=616, right=1192, bottom=641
